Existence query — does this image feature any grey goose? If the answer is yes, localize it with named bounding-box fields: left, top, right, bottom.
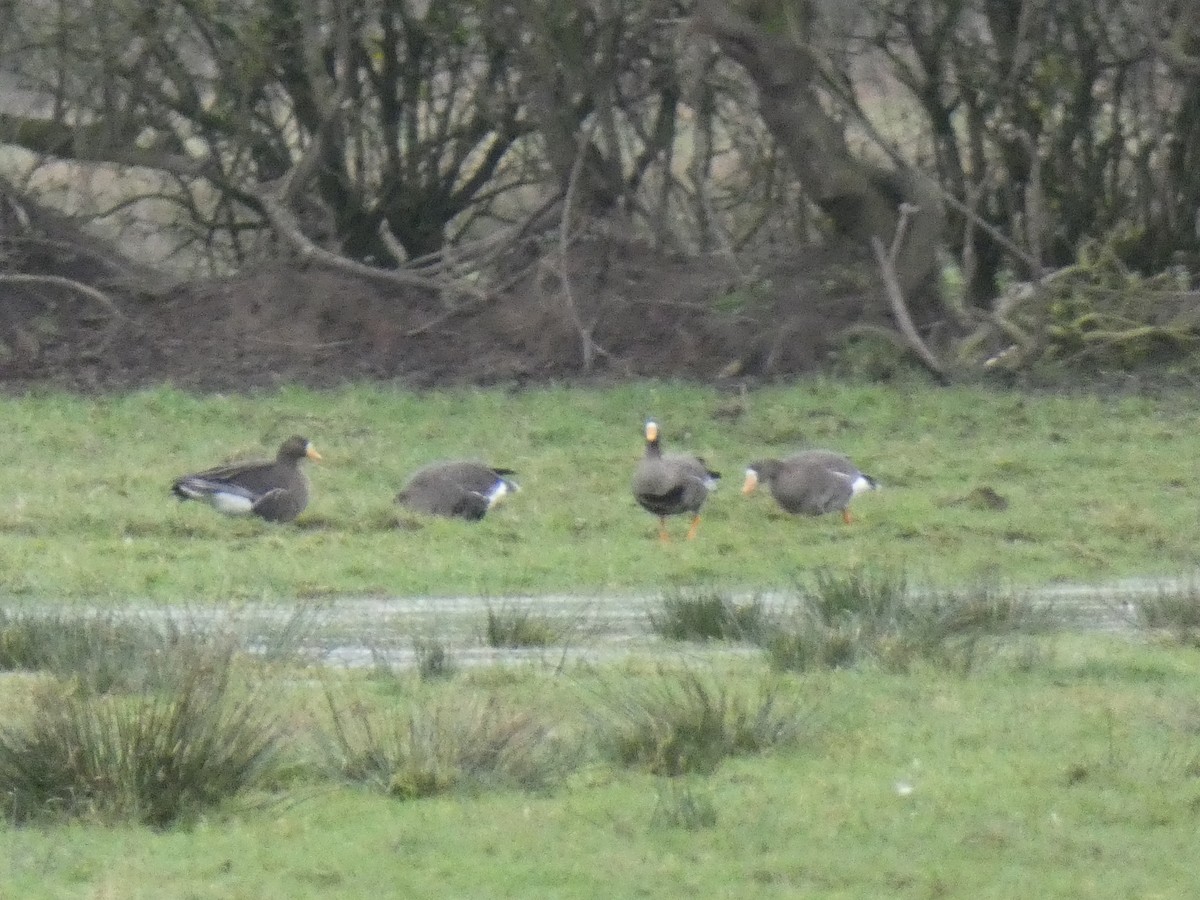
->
left=396, top=461, right=519, bottom=521
left=742, top=450, right=877, bottom=523
left=171, top=435, right=321, bottom=523
left=632, top=420, right=720, bottom=541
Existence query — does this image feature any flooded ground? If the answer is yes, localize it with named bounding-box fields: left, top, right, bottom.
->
left=17, top=576, right=1185, bottom=672
left=213, top=576, right=1175, bottom=671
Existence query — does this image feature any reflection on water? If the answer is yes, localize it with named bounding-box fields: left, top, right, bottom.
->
left=244, top=576, right=1170, bottom=669
left=11, top=576, right=1185, bottom=671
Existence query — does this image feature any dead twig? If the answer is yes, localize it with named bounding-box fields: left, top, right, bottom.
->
left=557, top=123, right=612, bottom=373
left=401, top=202, right=571, bottom=339
left=0, top=273, right=126, bottom=320
left=871, top=209, right=950, bottom=384
left=838, top=322, right=918, bottom=352
left=244, top=335, right=354, bottom=350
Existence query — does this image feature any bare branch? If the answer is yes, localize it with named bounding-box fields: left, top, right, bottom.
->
left=870, top=236, right=949, bottom=383
left=245, top=74, right=486, bottom=301
left=250, top=187, right=486, bottom=300
left=0, top=273, right=126, bottom=319
left=0, top=113, right=213, bottom=178
left=889, top=202, right=919, bottom=264
left=556, top=122, right=612, bottom=373
left=1149, top=0, right=1200, bottom=74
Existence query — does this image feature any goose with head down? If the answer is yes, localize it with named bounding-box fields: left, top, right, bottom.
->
left=742, top=450, right=878, bottom=524
left=395, top=461, right=519, bottom=521
left=171, top=435, right=321, bottom=523
left=632, top=420, right=720, bottom=541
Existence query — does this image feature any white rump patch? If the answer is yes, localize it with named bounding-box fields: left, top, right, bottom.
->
left=850, top=475, right=877, bottom=496
left=486, top=478, right=518, bottom=507
left=209, top=491, right=256, bottom=516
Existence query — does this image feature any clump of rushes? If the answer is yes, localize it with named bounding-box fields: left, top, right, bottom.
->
left=0, top=608, right=196, bottom=695
left=648, top=587, right=772, bottom=642
left=322, top=688, right=579, bottom=799
left=590, top=668, right=811, bottom=777
left=414, top=638, right=457, bottom=681
left=650, top=779, right=719, bottom=830
left=758, top=568, right=1046, bottom=673
left=0, top=642, right=283, bottom=827
left=1133, top=582, right=1200, bottom=646
left=483, top=601, right=565, bottom=648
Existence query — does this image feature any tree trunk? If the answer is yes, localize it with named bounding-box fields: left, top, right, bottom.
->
left=692, top=0, right=945, bottom=320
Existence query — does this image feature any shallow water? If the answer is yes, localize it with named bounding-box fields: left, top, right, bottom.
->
left=233, top=575, right=1181, bottom=670
left=14, top=576, right=1188, bottom=671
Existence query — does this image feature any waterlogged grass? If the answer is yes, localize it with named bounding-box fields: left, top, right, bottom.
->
left=0, top=379, right=1196, bottom=602
left=2, top=638, right=1200, bottom=897
left=649, top=586, right=773, bottom=642
left=756, top=570, right=1051, bottom=674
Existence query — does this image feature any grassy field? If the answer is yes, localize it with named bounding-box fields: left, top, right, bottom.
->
left=1, top=633, right=1199, bottom=898
left=2, top=378, right=1200, bottom=897
left=0, top=378, right=1196, bottom=602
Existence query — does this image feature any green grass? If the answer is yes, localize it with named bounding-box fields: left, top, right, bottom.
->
left=0, top=379, right=1196, bottom=603
left=1, top=378, right=1198, bottom=895
left=0, top=641, right=283, bottom=827
left=3, top=637, right=1200, bottom=897
left=588, top=667, right=811, bottom=776
left=649, top=586, right=773, bottom=641
left=0, top=609, right=185, bottom=694
left=321, top=684, right=580, bottom=799
left=1133, top=581, right=1200, bottom=646
left=482, top=601, right=568, bottom=648
left=757, top=569, right=1049, bottom=674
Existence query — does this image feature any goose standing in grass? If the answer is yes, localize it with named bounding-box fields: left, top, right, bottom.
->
left=632, top=420, right=720, bottom=541
left=742, top=450, right=878, bottom=523
left=395, top=461, right=519, bottom=521
left=171, top=435, right=321, bottom=523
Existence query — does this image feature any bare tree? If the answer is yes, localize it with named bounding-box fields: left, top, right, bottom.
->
left=2, top=0, right=1199, bottom=380
left=853, top=0, right=1200, bottom=301
left=1, top=1, right=542, bottom=267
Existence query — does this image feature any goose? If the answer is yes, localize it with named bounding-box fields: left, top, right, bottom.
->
left=171, top=435, right=321, bottom=523
left=743, top=450, right=878, bottom=523
left=632, top=420, right=720, bottom=541
left=395, top=461, right=519, bottom=521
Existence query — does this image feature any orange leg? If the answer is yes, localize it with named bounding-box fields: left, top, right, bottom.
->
left=658, top=518, right=672, bottom=542
left=842, top=508, right=854, bottom=525
left=686, top=514, right=702, bottom=540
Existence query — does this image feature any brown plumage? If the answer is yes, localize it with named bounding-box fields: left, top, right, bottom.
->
left=742, top=450, right=878, bottom=523
left=395, top=461, right=519, bottom=521
left=632, top=421, right=720, bottom=541
left=171, top=435, right=321, bottom=523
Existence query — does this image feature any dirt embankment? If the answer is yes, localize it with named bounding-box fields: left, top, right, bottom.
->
left=0, top=198, right=890, bottom=393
